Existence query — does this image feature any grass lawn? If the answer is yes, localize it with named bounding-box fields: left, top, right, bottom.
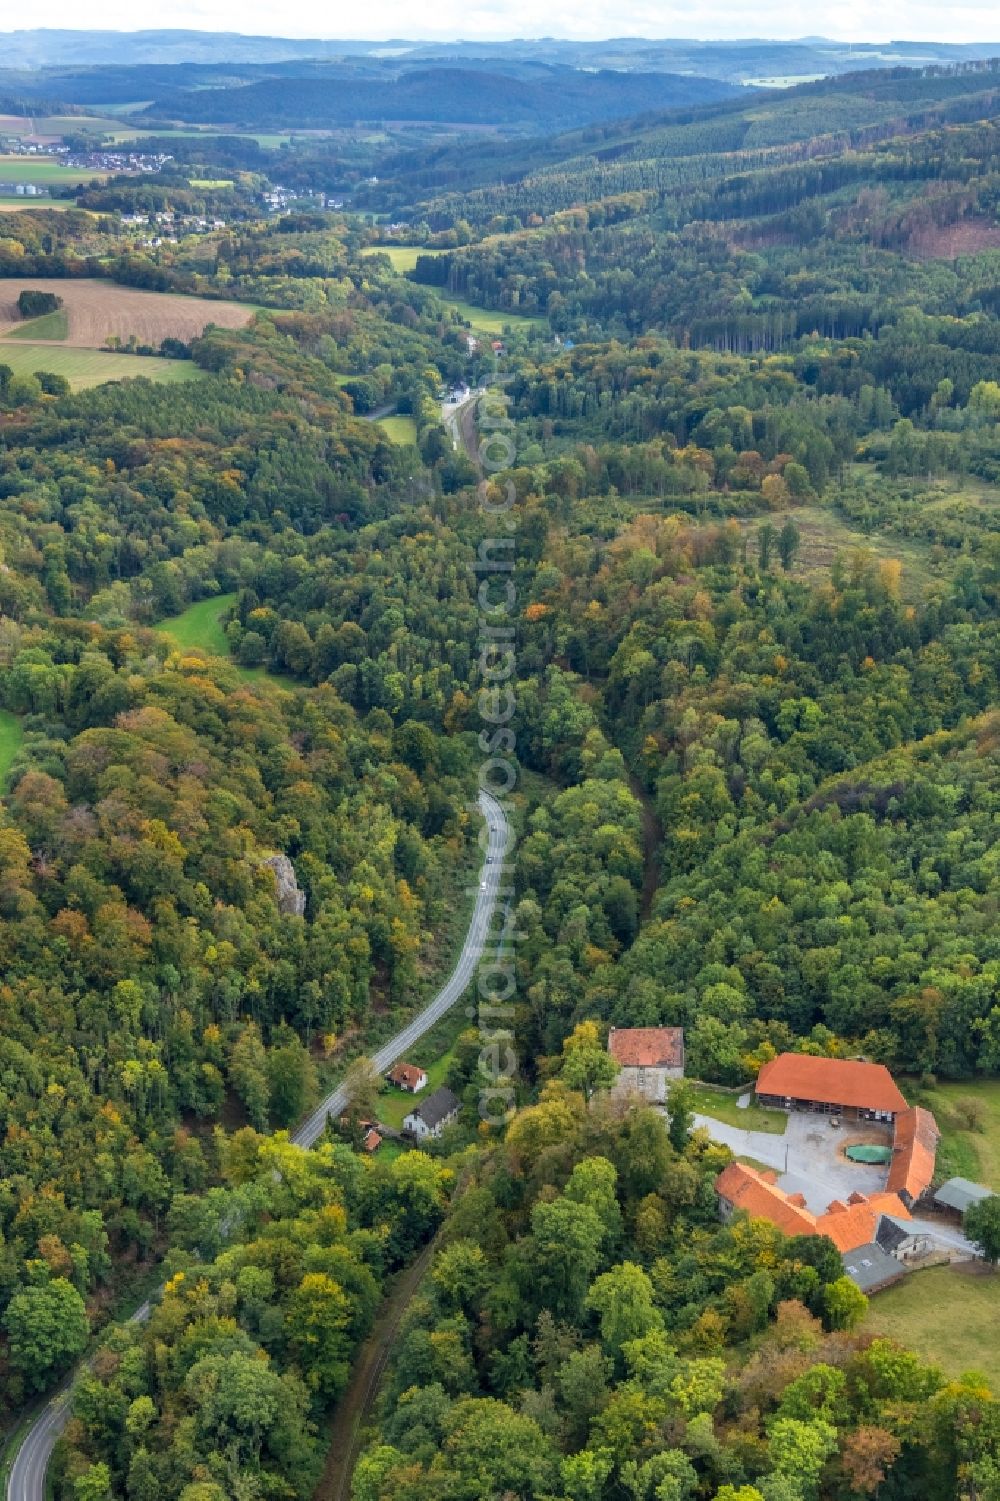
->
left=372, top=1138, right=406, bottom=1163
left=361, top=245, right=442, bottom=272
left=0, top=343, right=204, bottom=390
left=0, top=710, right=23, bottom=784
left=188, top=178, right=234, bottom=188
left=376, top=413, right=418, bottom=446
left=5, top=308, right=68, bottom=340
left=689, top=1082, right=788, bottom=1135
left=906, top=1078, right=1000, bottom=1190
left=377, top=1046, right=458, bottom=1130
left=867, top=1264, right=1000, bottom=1385
left=156, top=593, right=237, bottom=655
left=0, top=155, right=105, bottom=186
left=437, top=292, right=544, bottom=334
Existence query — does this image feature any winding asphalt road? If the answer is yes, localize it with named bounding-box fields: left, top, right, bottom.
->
left=7, top=789, right=507, bottom=1501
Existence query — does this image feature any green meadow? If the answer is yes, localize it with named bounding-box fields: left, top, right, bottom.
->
left=361, top=245, right=443, bottom=272
left=0, top=155, right=105, bottom=186
left=376, top=414, right=418, bottom=445
left=437, top=292, right=543, bottom=334
left=6, top=309, right=69, bottom=341
left=154, top=594, right=273, bottom=681
left=0, top=344, right=204, bottom=390
left=359, top=246, right=542, bottom=332
left=0, top=710, right=23, bottom=784
left=156, top=594, right=238, bottom=657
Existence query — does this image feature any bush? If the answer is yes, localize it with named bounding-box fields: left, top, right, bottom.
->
left=17, top=289, right=62, bottom=319
left=954, top=1097, right=986, bottom=1133
left=37, top=371, right=71, bottom=396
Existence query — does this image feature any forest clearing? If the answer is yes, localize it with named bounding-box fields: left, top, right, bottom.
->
left=154, top=594, right=276, bottom=679
left=375, top=412, right=418, bottom=444
left=0, top=710, right=23, bottom=783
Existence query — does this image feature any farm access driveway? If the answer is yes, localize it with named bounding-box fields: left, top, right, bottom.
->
left=693, top=1109, right=889, bottom=1210
left=691, top=1109, right=980, bottom=1256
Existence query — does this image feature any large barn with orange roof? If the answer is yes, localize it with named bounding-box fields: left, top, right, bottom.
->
left=755, top=1053, right=909, bottom=1122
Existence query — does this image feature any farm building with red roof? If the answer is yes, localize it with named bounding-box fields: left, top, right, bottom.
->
left=715, top=1163, right=932, bottom=1285
left=755, top=1053, right=908, bottom=1122
left=885, top=1106, right=940, bottom=1206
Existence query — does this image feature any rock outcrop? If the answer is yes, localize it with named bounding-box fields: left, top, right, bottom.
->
left=264, top=853, right=306, bottom=916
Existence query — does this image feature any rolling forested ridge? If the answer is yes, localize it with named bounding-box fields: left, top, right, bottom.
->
left=0, top=36, right=997, bottom=1501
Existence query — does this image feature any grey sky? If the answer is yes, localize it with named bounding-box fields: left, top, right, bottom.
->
left=10, top=2, right=1000, bottom=44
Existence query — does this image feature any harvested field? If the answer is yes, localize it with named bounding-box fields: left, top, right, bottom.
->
left=0, top=199, right=81, bottom=212
left=0, top=279, right=255, bottom=348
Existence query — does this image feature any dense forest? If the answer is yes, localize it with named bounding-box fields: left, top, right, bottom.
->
left=0, top=48, right=997, bottom=1501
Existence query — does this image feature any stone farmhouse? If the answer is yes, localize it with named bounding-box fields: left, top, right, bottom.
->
left=607, top=1026, right=685, bottom=1103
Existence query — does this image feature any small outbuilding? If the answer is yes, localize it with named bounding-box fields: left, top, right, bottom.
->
left=875, top=1214, right=934, bottom=1262
left=842, top=1243, right=909, bottom=1295
left=933, top=1177, right=994, bottom=1217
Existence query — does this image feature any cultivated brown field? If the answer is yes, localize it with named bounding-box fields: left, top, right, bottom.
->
left=0, top=278, right=255, bottom=347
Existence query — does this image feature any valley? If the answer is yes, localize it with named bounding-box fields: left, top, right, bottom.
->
left=0, top=28, right=996, bottom=1501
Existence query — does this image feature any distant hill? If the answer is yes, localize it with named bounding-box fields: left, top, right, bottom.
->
left=0, top=29, right=385, bottom=66
left=357, top=59, right=1000, bottom=216
left=139, top=65, right=740, bottom=131
left=0, top=31, right=998, bottom=82
left=1, top=33, right=996, bottom=136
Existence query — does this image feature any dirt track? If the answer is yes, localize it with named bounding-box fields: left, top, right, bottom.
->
left=314, top=1238, right=436, bottom=1501
left=0, top=278, right=254, bottom=347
